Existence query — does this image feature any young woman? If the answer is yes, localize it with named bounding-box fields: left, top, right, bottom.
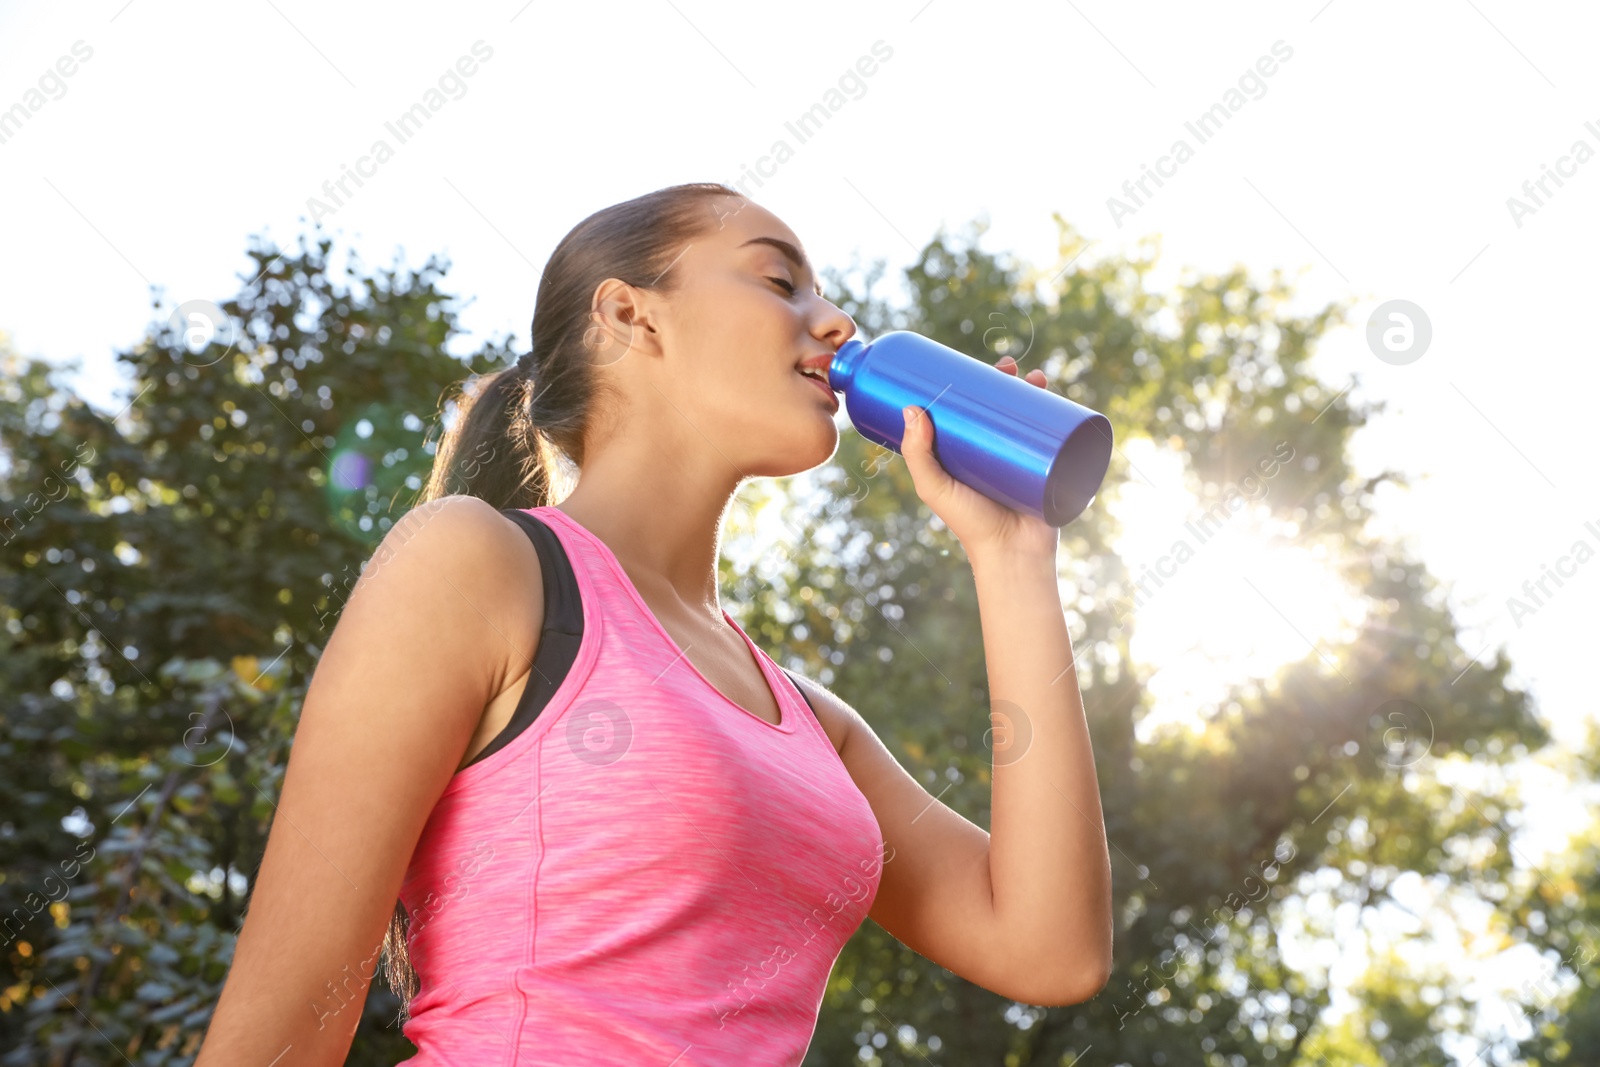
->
left=196, top=182, right=1112, bottom=1066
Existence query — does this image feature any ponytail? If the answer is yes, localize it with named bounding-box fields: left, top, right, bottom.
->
left=416, top=360, right=562, bottom=510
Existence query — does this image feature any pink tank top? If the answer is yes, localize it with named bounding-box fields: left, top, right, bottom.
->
left=395, top=505, right=885, bottom=1066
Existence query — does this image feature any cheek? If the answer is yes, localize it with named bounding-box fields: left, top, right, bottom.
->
left=706, top=373, right=790, bottom=427
left=712, top=375, right=839, bottom=465
left=667, top=279, right=813, bottom=420
left=685, top=308, right=781, bottom=384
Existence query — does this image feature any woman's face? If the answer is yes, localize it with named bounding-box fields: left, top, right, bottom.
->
left=594, top=196, right=857, bottom=480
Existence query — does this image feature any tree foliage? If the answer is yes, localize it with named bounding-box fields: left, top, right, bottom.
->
left=0, top=219, right=1556, bottom=1064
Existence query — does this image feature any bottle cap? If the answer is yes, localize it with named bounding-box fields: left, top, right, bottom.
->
left=828, top=338, right=870, bottom=393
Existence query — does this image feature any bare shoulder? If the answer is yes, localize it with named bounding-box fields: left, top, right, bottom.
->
left=381, top=493, right=530, bottom=569
left=352, top=494, right=545, bottom=695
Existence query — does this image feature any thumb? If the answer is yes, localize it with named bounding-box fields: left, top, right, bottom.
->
left=901, top=405, right=950, bottom=494
left=901, top=404, right=926, bottom=452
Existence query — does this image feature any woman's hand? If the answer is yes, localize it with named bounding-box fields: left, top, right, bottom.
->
left=899, top=355, right=1062, bottom=562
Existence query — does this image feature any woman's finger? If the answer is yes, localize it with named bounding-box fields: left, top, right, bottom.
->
left=998, top=356, right=1049, bottom=390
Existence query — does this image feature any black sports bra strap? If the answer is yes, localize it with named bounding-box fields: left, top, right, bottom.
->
left=460, top=509, right=586, bottom=769
left=779, top=667, right=818, bottom=717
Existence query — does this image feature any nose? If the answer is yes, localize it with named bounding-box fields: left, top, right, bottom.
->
left=812, top=296, right=856, bottom=352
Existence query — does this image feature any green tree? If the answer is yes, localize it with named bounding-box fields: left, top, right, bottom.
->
left=0, top=235, right=511, bottom=1065
left=0, top=218, right=1551, bottom=1066
left=783, top=220, right=1546, bottom=1065
left=1508, top=739, right=1600, bottom=1065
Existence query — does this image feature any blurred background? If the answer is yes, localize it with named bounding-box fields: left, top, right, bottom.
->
left=1, top=1, right=1596, bottom=1064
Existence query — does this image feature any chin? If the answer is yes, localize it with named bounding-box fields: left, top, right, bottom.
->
left=800, top=424, right=840, bottom=472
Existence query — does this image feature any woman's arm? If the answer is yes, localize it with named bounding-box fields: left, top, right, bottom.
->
left=877, top=364, right=1112, bottom=1003
left=968, top=544, right=1113, bottom=1002
left=796, top=594, right=1110, bottom=1009
left=195, top=495, right=542, bottom=1066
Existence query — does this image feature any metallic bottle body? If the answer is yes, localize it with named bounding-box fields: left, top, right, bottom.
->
left=829, top=331, right=1113, bottom=526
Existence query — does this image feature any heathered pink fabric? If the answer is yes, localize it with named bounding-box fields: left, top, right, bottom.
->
left=396, top=504, right=885, bottom=1066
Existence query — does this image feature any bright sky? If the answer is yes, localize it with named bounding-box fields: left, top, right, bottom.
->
left=3, top=0, right=1595, bottom=1054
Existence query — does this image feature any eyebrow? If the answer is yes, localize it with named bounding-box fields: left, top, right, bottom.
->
left=740, top=235, right=825, bottom=296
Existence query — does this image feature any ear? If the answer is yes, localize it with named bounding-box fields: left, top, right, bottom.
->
left=588, top=277, right=663, bottom=368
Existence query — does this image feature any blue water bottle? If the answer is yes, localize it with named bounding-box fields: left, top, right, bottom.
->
left=829, top=331, right=1114, bottom=527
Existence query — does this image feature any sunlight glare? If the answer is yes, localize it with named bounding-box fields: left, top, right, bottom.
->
left=1108, top=439, right=1367, bottom=740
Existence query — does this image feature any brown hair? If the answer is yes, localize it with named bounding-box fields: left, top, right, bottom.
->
left=383, top=182, right=746, bottom=1018
left=415, top=180, right=748, bottom=511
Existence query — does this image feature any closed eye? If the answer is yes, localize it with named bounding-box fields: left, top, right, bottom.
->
left=767, top=277, right=797, bottom=296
